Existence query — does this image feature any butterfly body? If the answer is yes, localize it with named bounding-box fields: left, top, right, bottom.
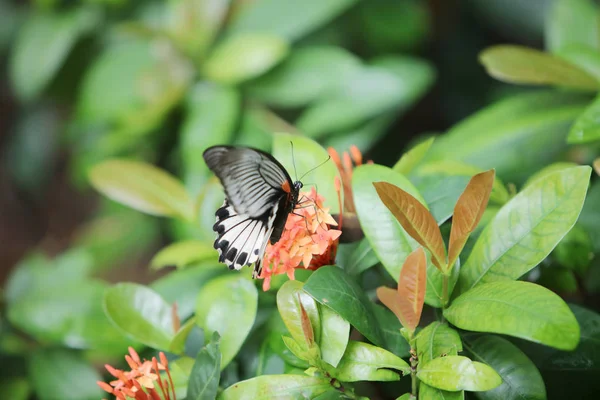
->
left=203, top=145, right=302, bottom=277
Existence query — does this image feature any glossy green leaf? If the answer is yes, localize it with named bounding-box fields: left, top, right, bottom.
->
left=277, top=280, right=321, bottom=349
left=227, top=0, right=358, bottom=41
left=343, top=238, right=380, bottom=276
left=303, top=266, right=386, bottom=349
left=10, top=8, right=97, bottom=102
left=181, top=82, right=240, bottom=193
left=427, top=91, right=588, bottom=182
left=166, top=0, right=230, bottom=59
left=8, top=279, right=128, bottom=351
left=417, top=356, right=501, bottom=392
left=272, top=132, right=341, bottom=213
left=152, top=263, right=225, bottom=320
left=393, top=137, right=435, bottom=175
left=196, top=275, right=258, bottom=369
left=247, top=46, right=361, bottom=107
left=419, top=383, right=463, bottom=400
left=445, top=281, right=580, bottom=350
left=219, top=375, right=332, bottom=399
left=171, top=356, right=196, bottom=398
left=319, top=305, right=349, bottom=368
left=151, top=240, right=217, bottom=270
left=425, top=257, right=460, bottom=308
left=325, top=111, right=396, bottom=153
left=456, top=166, right=591, bottom=294
left=298, top=56, right=434, bottom=138
left=187, top=332, right=221, bottom=400
left=464, top=335, right=545, bottom=400
left=579, top=182, right=600, bottom=252
left=416, top=322, right=462, bottom=367
left=479, top=45, right=599, bottom=90
left=28, top=349, right=102, bottom=400
left=545, top=0, right=599, bottom=53
left=353, top=164, right=425, bottom=280
left=169, top=317, right=197, bottom=355
left=333, top=341, right=409, bottom=382
left=372, top=303, right=411, bottom=358
left=413, top=174, right=470, bottom=225
left=557, top=45, right=600, bottom=81
left=203, top=33, right=288, bottom=84
left=104, top=283, right=175, bottom=350
left=522, top=162, right=579, bottom=188
left=568, top=93, right=600, bottom=143
left=414, top=160, right=509, bottom=206
left=89, top=159, right=195, bottom=221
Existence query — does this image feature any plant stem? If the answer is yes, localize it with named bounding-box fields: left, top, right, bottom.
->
left=441, top=273, right=449, bottom=321
left=410, top=347, right=418, bottom=397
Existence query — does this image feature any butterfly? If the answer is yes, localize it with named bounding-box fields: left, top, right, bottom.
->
left=203, top=145, right=303, bottom=278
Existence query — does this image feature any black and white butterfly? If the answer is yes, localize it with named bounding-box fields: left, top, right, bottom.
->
left=203, top=145, right=303, bottom=278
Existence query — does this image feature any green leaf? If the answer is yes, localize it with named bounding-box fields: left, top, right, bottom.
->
left=427, top=91, right=589, bottom=182
left=277, top=280, right=321, bottom=349
left=169, top=317, right=197, bottom=355
left=247, top=46, right=361, bottom=107
left=89, top=159, right=195, bottom=221
left=353, top=163, right=425, bottom=280
left=187, top=332, right=221, bottom=400
left=319, top=305, right=349, bottom=368
left=8, top=279, right=128, bottom=351
left=203, top=33, right=288, bottom=84
left=77, top=39, right=192, bottom=135
left=219, top=375, right=332, bottom=399
left=0, top=378, right=30, bottom=400
left=579, top=182, right=600, bottom=252
left=343, top=238, right=380, bottom=276
left=557, top=45, right=600, bottom=81
left=419, top=384, right=463, bottom=400
left=417, top=356, right=501, bottom=392
left=416, top=322, right=462, bottom=367
left=522, top=162, right=579, bottom=188
left=445, top=281, right=580, bottom=350
left=152, top=263, right=225, bottom=319
left=227, top=0, right=358, bottom=41
left=393, top=137, right=435, bottom=175
left=272, top=132, right=341, bottom=213
left=456, top=166, right=591, bottom=294
left=181, top=82, right=240, bottom=193
left=464, top=335, right=546, bottom=400
left=28, top=349, right=102, bottom=400
left=568, top=93, right=600, bottom=143
left=303, top=266, right=387, bottom=349
left=9, top=8, right=98, bottom=102
left=479, top=45, right=599, bottom=90
left=166, top=0, right=230, bottom=59
left=413, top=174, right=470, bottom=225
left=333, top=341, right=409, bottom=382
left=195, top=275, right=258, bottom=369
left=425, top=258, right=460, bottom=308
left=545, top=0, right=599, bottom=53
left=297, top=56, right=434, bottom=138
left=104, top=283, right=175, bottom=350
left=151, top=240, right=217, bottom=270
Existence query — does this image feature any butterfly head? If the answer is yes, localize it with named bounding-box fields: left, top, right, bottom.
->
left=293, top=181, right=303, bottom=192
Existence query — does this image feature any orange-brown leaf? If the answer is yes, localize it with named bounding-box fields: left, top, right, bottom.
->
left=594, top=158, right=600, bottom=176
left=376, top=287, right=409, bottom=329
left=373, top=181, right=446, bottom=271
left=397, top=247, right=427, bottom=331
left=448, top=170, right=495, bottom=271
left=298, top=294, right=314, bottom=346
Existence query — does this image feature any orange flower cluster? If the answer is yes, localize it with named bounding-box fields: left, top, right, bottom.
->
left=259, top=187, right=342, bottom=291
left=97, top=347, right=176, bottom=400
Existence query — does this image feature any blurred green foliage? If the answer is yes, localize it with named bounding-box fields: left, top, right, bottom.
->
left=1, top=0, right=600, bottom=399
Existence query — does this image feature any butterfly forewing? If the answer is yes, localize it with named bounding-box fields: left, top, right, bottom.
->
left=203, top=146, right=298, bottom=277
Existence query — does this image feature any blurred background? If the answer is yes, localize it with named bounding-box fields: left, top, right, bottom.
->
left=2, top=0, right=599, bottom=399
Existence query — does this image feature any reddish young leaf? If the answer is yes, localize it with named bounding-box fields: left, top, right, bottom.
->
left=373, top=181, right=446, bottom=271
left=298, top=294, right=315, bottom=347
left=447, top=170, right=495, bottom=271
left=397, top=247, right=427, bottom=331
left=594, top=158, right=600, bottom=176
left=376, top=287, right=408, bottom=329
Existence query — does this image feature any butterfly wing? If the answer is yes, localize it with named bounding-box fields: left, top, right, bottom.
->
left=203, top=146, right=293, bottom=218
left=204, top=146, right=295, bottom=276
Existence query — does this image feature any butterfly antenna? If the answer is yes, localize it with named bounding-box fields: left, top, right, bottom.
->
left=290, top=141, right=299, bottom=181
left=299, top=155, right=331, bottom=182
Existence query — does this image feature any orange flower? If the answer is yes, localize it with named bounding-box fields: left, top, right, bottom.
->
left=328, top=145, right=368, bottom=213
left=98, top=347, right=175, bottom=400
left=259, top=187, right=342, bottom=291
